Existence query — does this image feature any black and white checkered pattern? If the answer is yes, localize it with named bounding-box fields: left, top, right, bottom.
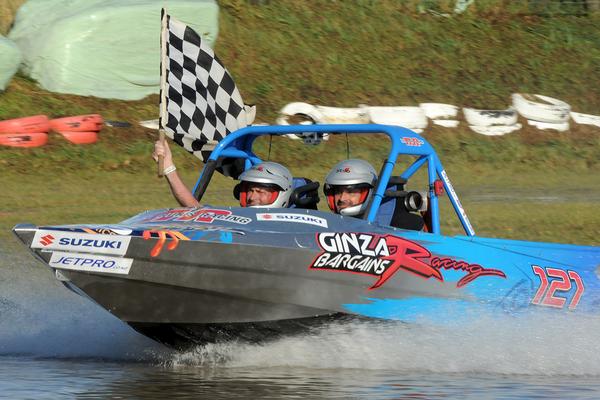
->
left=159, top=10, right=252, bottom=163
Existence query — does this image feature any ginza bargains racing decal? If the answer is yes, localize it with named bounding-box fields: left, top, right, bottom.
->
left=310, top=233, right=506, bottom=290
left=31, top=230, right=130, bottom=256
left=49, top=251, right=133, bottom=275
left=144, top=208, right=252, bottom=225
left=256, top=213, right=328, bottom=228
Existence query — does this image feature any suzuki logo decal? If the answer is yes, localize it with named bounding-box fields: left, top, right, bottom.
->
left=40, top=234, right=55, bottom=246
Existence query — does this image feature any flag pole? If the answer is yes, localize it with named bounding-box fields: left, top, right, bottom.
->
left=157, top=8, right=168, bottom=177
left=158, top=130, right=165, bottom=176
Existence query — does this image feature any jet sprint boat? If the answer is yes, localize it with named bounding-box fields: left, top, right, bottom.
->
left=13, top=124, right=600, bottom=349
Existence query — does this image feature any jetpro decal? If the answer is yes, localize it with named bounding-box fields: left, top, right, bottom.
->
left=531, top=265, right=584, bottom=309
left=144, top=208, right=252, bottom=225
left=31, top=230, right=130, bottom=256
left=310, top=233, right=506, bottom=290
left=256, top=213, right=328, bottom=228
left=142, top=230, right=189, bottom=257
left=49, top=251, right=133, bottom=275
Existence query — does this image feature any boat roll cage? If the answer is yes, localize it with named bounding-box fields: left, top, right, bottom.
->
left=192, top=124, right=475, bottom=236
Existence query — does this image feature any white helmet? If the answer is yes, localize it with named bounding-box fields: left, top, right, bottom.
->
left=324, top=159, right=377, bottom=216
left=237, top=161, right=293, bottom=208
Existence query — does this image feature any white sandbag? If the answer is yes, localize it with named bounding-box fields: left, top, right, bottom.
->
left=527, top=119, right=570, bottom=132
left=277, top=102, right=323, bottom=126
left=433, top=119, right=460, bottom=128
left=512, top=93, right=570, bottom=123
left=463, top=107, right=518, bottom=126
left=315, top=106, right=369, bottom=124
left=277, top=102, right=330, bottom=141
left=9, top=0, right=219, bottom=100
left=366, top=106, right=428, bottom=131
left=469, top=124, right=522, bottom=136
left=0, top=35, right=21, bottom=90
left=570, top=111, right=600, bottom=128
left=419, top=103, right=459, bottom=119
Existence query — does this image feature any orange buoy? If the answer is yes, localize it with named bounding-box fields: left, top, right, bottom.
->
left=0, top=115, right=50, bottom=133
left=0, top=132, right=48, bottom=148
left=57, top=131, right=98, bottom=144
left=50, top=114, right=103, bottom=132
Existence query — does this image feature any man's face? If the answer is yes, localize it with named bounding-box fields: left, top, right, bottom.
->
left=244, top=183, right=277, bottom=206
left=332, top=186, right=367, bottom=211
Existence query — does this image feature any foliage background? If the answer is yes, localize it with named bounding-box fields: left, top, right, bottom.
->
left=0, top=0, right=599, bottom=244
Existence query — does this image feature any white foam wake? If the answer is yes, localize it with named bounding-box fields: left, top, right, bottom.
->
left=168, top=312, right=600, bottom=375
left=0, top=242, right=163, bottom=360
left=5, top=241, right=600, bottom=375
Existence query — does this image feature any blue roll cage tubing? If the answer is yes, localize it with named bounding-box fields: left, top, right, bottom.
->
left=192, top=124, right=475, bottom=236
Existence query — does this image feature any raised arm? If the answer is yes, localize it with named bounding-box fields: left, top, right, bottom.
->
left=152, top=139, right=199, bottom=208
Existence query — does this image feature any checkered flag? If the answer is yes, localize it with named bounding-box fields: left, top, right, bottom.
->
left=159, top=9, right=254, bottom=165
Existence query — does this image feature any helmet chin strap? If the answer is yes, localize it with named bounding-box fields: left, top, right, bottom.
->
left=337, top=188, right=371, bottom=217
left=339, top=205, right=360, bottom=216
left=338, top=203, right=366, bottom=216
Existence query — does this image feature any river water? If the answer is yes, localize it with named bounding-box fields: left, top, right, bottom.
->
left=3, top=237, right=600, bottom=399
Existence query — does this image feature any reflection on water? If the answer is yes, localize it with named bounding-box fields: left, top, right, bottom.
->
left=3, top=238, right=600, bottom=398
left=3, top=356, right=600, bottom=399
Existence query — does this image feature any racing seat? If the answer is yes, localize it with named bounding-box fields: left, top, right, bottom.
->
left=289, top=178, right=320, bottom=210
left=375, top=177, right=425, bottom=231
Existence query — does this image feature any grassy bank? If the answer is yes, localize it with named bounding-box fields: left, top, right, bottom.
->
left=1, top=0, right=599, bottom=172
left=2, top=166, right=599, bottom=246
left=0, top=1, right=599, bottom=245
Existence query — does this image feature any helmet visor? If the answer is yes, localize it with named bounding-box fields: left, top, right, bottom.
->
left=326, top=184, right=370, bottom=212
left=239, top=182, right=279, bottom=207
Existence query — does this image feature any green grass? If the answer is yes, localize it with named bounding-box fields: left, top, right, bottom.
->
left=2, top=166, right=598, bottom=246
left=216, top=1, right=600, bottom=114
left=0, top=1, right=599, bottom=246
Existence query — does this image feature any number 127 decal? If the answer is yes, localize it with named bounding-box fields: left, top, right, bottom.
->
left=531, top=265, right=584, bottom=310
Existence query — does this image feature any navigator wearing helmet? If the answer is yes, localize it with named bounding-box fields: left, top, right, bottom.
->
left=324, top=159, right=377, bottom=217
left=153, top=140, right=292, bottom=208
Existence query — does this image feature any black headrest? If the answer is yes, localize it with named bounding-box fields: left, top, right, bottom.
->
left=384, top=177, right=408, bottom=198
left=289, top=179, right=320, bottom=209
left=216, top=157, right=246, bottom=179
left=388, top=176, right=407, bottom=185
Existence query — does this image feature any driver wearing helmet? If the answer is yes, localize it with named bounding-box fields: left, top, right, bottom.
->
left=234, top=162, right=293, bottom=208
left=323, top=159, right=377, bottom=217
left=153, top=139, right=292, bottom=208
